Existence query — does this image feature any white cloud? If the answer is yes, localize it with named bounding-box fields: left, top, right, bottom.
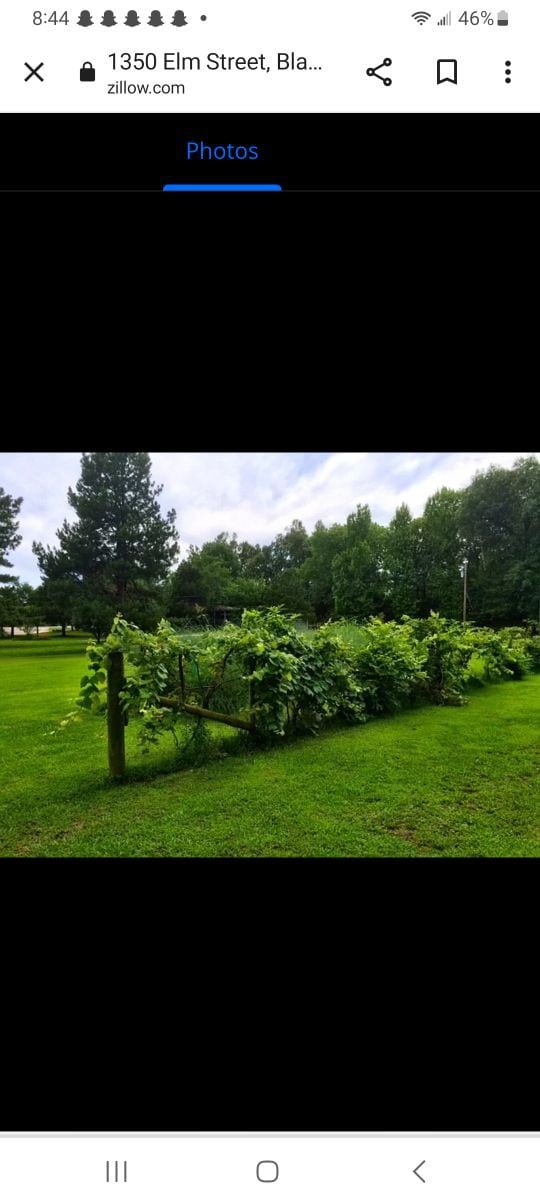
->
left=0, top=450, right=537, bottom=586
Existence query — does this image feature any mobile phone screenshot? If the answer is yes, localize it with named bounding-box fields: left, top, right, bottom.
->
left=0, top=1133, right=538, bottom=1202
left=0, top=1, right=536, bottom=188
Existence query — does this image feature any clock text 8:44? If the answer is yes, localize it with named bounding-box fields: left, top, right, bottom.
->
left=33, top=11, right=69, bottom=24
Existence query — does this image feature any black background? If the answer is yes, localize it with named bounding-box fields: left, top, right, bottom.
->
left=1, top=858, right=535, bottom=1130
left=0, top=112, right=537, bottom=190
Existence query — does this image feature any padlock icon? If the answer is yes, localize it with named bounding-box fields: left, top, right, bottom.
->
left=80, top=61, right=96, bottom=81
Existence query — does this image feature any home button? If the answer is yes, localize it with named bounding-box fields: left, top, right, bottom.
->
left=257, top=1161, right=279, bottom=1182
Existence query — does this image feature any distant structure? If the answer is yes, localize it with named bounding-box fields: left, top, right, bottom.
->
left=212, top=605, right=241, bottom=627
left=172, top=597, right=241, bottom=627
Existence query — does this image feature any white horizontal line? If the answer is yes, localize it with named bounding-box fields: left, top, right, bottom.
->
left=0, top=1133, right=538, bottom=1139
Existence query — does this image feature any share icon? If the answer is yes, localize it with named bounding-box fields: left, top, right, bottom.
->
left=366, top=57, right=392, bottom=85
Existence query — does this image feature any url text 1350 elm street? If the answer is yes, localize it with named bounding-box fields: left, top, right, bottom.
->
left=107, top=52, right=321, bottom=72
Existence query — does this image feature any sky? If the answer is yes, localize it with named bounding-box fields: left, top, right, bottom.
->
left=1, top=451, right=538, bottom=587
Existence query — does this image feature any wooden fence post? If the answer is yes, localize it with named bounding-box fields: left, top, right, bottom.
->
left=107, top=650, right=126, bottom=778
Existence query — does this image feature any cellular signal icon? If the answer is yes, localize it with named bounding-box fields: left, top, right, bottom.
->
left=438, top=10, right=451, bottom=22
left=412, top=10, right=431, bottom=22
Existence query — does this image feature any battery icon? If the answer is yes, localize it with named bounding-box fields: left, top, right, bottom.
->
left=497, top=10, right=509, bottom=24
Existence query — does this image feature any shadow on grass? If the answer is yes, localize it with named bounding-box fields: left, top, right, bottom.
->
left=105, top=703, right=426, bottom=789
left=108, top=726, right=255, bottom=788
left=107, top=712, right=382, bottom=788
left=91, top=681, right=522, bottom=792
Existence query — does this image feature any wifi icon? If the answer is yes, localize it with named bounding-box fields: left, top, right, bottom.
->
left=412, top=10, right=431, bottom=21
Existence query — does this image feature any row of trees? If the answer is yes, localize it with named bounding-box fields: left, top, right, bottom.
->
left=1, top=453, right=540, bottom=638
left=167, top=456, right=540, bottom=628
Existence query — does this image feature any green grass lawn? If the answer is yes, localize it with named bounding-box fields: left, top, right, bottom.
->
left=1, top=637, right=539, bottom=857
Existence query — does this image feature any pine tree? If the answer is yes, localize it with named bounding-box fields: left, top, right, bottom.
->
left=0, top=486, right=23, bottom=583
left=33, top=453, right=178, bottom=637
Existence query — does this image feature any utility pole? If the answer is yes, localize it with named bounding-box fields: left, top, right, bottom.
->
left=461, top=557, right=469, bottom=623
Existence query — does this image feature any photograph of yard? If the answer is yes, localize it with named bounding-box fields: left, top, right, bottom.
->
left=1, top=450, right=539, bottom=858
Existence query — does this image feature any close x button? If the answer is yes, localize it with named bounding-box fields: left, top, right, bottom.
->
left=24, top=62, right=44, bottom=82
